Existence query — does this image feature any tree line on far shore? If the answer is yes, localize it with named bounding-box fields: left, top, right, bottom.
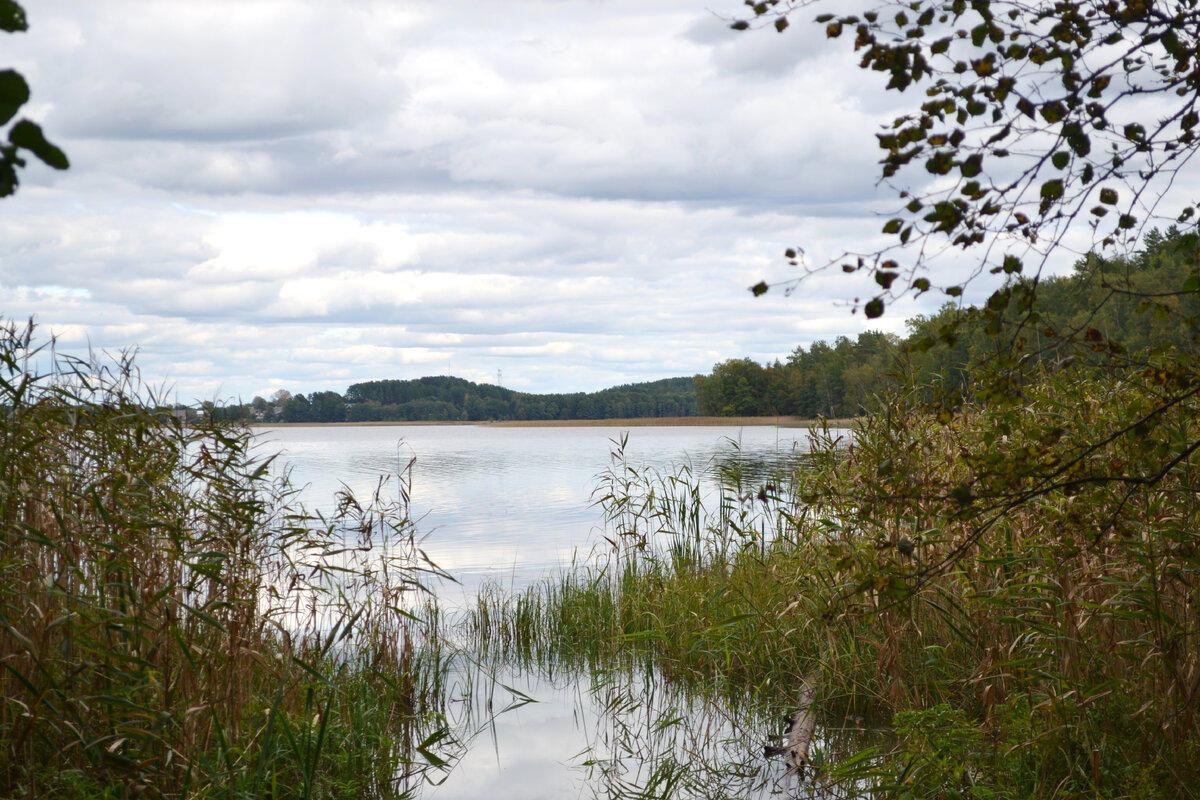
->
left=207, top=228, right=1197, bottom=425
left=695, top=227, right=1200, bottom=418
left=213, top=376, right=700, bottom=423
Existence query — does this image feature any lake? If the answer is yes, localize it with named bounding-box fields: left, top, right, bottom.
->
left=255, top=422, right=850, bottom=799
left=257, top=423, right=823, bottom=605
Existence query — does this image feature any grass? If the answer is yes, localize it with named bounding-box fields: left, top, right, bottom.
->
left=8, top=310, right=1199, bottom=798
left=463, top=365, right=1200, bottom=798
left=0, top=319, right=459, bottom=799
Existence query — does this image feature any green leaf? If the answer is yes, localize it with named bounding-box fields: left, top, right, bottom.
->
left=0, top=156, right=18, bottom=197
left=0, top=69, right=30, bottom=126
left=0, top=0, right=27, bottom=33
left=774, top=17, right=788, bottom=32
left=1040, top=101, right=1066, bottom=123
left=864, top=297, right=885, bottom=318
left=8, top=119, right=69, bottom=169
left=1065, top=123, right=1091, bottom=156
left=882, top=218, right=903, bottom=234
left=750, top=281, right=769, bottom=297
left=1099, top=187, right=1118, bottom=204
left=925, top=151, right=954, bottom=174
left=729, top=20, right=750, bottom=30
left=1051, top=151, right=1069, bottom=169
left=912, top=277, right=930, bottom=292
left=1040, top=179, right=1063, bottom=201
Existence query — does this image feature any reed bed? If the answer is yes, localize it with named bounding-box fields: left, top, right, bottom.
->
left=465, top=366, right=1200, bottom=798
left=0, top=319, right=456, bottom=799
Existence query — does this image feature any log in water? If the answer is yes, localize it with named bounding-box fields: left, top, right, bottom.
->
left=765, top=678, right=817, bottom=779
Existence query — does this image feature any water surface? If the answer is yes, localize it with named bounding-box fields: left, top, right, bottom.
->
left=255, top=423, right=862, bottom=799
left=258, top=423, right=819, bottom=603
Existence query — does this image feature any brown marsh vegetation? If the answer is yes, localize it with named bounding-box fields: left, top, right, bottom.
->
left=5, top=312, right=1199, bottom=799
left=0, top=320, right=458, bottom=799
left=472, top=363, right=1200, bottom=798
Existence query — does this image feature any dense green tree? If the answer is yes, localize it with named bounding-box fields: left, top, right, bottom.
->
left=319, top=375, right=700, bottom=422
left=281, top=393, right=313, bottom=423
left=694, top=358, right=771, bottom=415
left=308, top=390, right=346, bottom=423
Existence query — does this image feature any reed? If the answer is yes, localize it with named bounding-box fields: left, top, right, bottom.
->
left=466, top=365, right=1200, bottom=798
left=0, top=319, right=454, bottom=799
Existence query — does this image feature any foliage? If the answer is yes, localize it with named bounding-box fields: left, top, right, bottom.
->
left=0, top=319, right=451, bottom=798
left=739, top=0, right=1200, bottom=313
left=729, top=5, right=1200, bottom=600
left=696, top=225, right=1200, bottom=419
left=346, top=375, right=700, bottom=421
left=0, top=1, right=68, bottom=197
left=220, top=375, right=701, bottom=423
left=476, top=363, right=1200, bottom=796
left=695, top=333, right=902, bottom=418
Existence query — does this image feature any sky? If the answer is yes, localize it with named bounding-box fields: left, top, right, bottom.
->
left=1, top=0, right=1093, bottom=402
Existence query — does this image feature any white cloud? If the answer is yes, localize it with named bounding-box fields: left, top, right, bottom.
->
left=2, top=0, right=1174, bottom=402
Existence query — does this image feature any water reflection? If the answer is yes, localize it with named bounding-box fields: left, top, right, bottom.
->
left=580, top=665, right=873, bottom=800
left=407, top=655, right=877, bottom=800
left=257, top=424, right=822, bottom=604
left=254, top=423, right=876, bottom=799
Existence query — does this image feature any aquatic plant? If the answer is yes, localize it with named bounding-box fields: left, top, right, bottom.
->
left=0, top=319, right=455, bottom=798
left=469, top=363, right=1200, bottom=798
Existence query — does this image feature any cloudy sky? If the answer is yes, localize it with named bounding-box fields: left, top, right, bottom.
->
left=3, top=0, right=1069, bottom=401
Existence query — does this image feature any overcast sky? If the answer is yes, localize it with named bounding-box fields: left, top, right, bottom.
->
left=3, top=0, right=1081, bottom=401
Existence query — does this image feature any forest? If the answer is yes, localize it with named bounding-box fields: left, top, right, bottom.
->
left=207, top=226, right=1199, bottom=425
left=694, top=226, right=1200, bottom=418
left=219, top=375, right=701, bottom=423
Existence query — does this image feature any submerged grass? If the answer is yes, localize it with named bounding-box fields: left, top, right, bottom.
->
left=0, top=319, right=460, bottom=799
left=466, top=367, right=1200, bottom=798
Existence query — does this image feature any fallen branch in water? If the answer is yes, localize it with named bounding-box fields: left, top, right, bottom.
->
left=764, top=678, right=817, bottom=779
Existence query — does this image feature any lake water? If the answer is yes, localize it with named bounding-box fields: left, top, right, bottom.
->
left=255, top=423, right=852, bottom=799
left=256, top=423, right=822, bottom=605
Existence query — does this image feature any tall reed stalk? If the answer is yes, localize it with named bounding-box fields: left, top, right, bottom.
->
left=0, top=319, right=453, bottom=798
left=467, top=364, right=1200, bottom=798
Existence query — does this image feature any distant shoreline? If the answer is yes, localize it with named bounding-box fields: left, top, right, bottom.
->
left=249, top=416, right=856, bottom=429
